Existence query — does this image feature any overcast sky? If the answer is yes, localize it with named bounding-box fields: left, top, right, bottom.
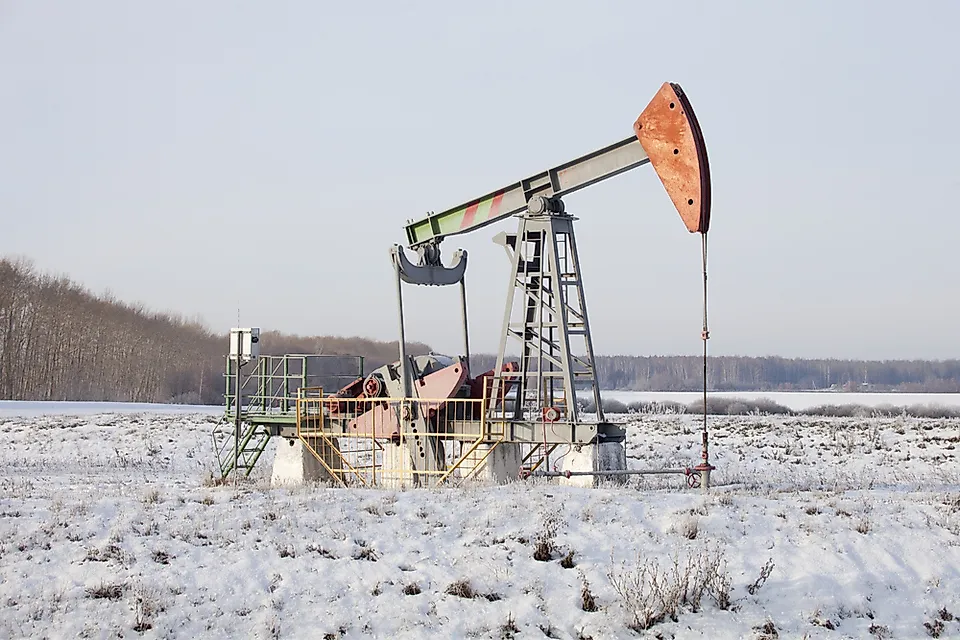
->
left=2, top=1, right=958, bottom=360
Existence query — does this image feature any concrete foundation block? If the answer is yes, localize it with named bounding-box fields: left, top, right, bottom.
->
left=559, top=441, right=627, bottom=488
left=468, top=442, right=522, bottom=483
left=271, top=437, right=340, bottom=487
left=379, top=443, right=414, bottom=489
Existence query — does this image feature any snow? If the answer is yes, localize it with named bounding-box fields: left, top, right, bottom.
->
left=0, top=408, right=959, bottom=638
left=603, top=390, right=960, bottom=412
left=0, top=400, right=222, bottom=418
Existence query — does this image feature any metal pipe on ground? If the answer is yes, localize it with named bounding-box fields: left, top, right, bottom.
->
left=531, top=468, right=692, bottom=478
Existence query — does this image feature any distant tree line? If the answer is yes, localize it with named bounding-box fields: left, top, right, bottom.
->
left=590, top=354, right=960, bottom=393
left=0, top=258, right=224, bottom=403
left=0, top=258, right=427, bottom=404
left=3, top=256, right=958, bottom=403
left=470, top=354, right=960, bottom=393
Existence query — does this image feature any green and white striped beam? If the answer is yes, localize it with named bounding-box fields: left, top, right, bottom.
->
left=405, top=136, right=650, bottom=249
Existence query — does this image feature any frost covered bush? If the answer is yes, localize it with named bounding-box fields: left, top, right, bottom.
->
left=801, top=403, right=960, bottom=419
left=668, top=516, right=699, bottom=540
left=602, top=398, right=629, bottom=414
left=627, top=400, right=687, bottom=415
left=596, top=396, right=958, bottom=418
left=579, top=572, right=598, bottom=612
left=581, top=398, right=630, bottom=414
left=801, top=404, right=866, bottom=418
left=85, top=581, right=125, bottom=601
left=587, top=398, right=688, bottom=414
left=533, top=507, right=563, bottom=562
left=132, top=582, right=164, bottom=633
left=607, top=545, right=731, bottom=631
left=688, top=397, right=792, bottom=416
left=906, top=404, right=960, bottom=419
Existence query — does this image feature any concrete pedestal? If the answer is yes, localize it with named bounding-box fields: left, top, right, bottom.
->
left=270, top=437, right=340, bottom=487
left=559, top=441, right=627, bottom=488
left=468, top=442, right=522, bottom=484
left=378, top=441, right=523, bottom=487
left=379, top=443, right=414, bottom=489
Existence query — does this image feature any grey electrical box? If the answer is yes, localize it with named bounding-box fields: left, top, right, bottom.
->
left=229, top=327, right=260, bottom=362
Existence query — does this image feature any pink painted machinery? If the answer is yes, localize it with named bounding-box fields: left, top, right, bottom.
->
left=320, top=354, right=519, bottom=442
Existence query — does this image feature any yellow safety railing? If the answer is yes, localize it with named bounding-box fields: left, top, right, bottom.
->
left=295, top=386, right=507, bottom=487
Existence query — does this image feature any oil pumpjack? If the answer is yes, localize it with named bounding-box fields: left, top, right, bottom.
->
left=216, top=82, right=712, bottom=489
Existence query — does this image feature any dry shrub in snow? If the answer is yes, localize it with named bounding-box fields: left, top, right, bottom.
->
left=746, top=558, right=776, bottom=596
left=869, top=623, right=892, bottom=639
left=753, top=619, right=779, bottom=639
left=445, top=579, right=475, bottom=599
left=84, top=543, right=129, bottom=566
left=132, top=582, right=164, bottom=633
left=440, top=577, right=499, bottom=602
left=579, top=572, right=598, bottom=612
left=924, top=618, right=945, bottom=637
left=352, top=546, right=378, bottom=562
left=923, top=608, right=956, bottom=638
left=607, top=545, right=731, bottom=631
left=670, top=516, right=699, bottom=540
left=500, top=613, right=520, bottom=638
left=533, top=538, right=553, bottom=562
left=202, top=474, right=230, bottom=488
left=266, top=615, right=282, bottom=640
left=85, top=581, right=125, bottom=601
left=533, top=507, right=563, bottom=562
left=151, top=549, right=172, bottom=564
left=351, top=539, right=378, bottom=562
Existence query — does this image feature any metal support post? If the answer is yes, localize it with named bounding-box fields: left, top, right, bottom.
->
left=393, top=255, right=412, bottom=399
left=694, top=232, right=714, bottom=491
left=283, top=356, right=289, bottom=413
left=233, top=359, right=242, bottom=485
left=459, top=277, right=470, bottom=371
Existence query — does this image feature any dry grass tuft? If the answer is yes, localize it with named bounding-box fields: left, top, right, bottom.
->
left=444, top=579, right=475, bottom=599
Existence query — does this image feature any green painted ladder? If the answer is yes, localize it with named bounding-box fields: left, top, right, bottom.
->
left=212, top=416, right=272, bottom=478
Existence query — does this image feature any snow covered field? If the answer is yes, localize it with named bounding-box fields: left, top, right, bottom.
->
left=1, top=408, right=959, bottom=639
left=0, top=401, right=223, bottom=418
